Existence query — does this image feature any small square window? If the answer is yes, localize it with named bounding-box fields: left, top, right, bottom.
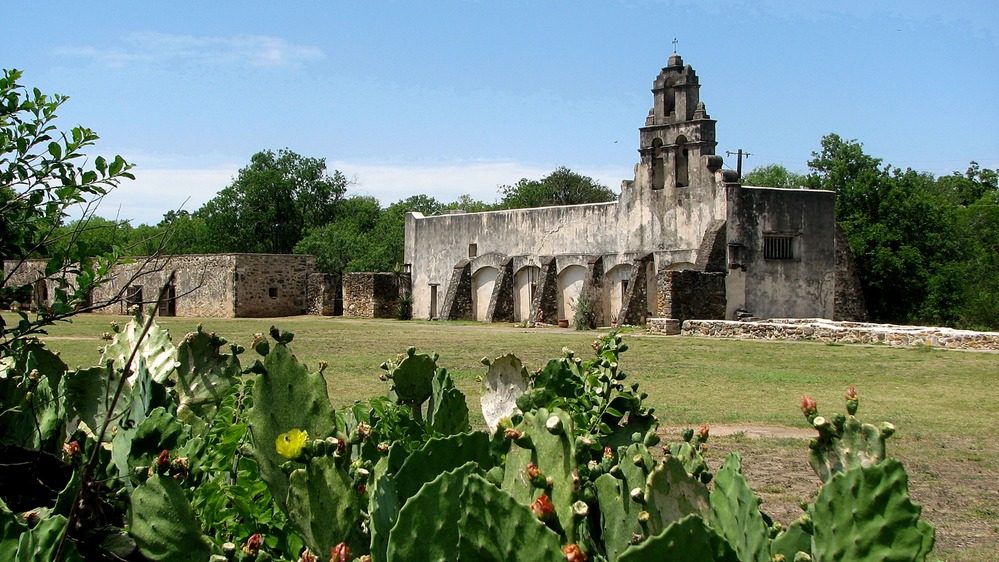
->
left=764, top=235, right=795, bottom=260
left=268, top=287, right=278, bottom=298
left=468, top=243, right=478, bottom=258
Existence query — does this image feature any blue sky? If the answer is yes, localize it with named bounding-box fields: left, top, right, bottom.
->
left=6, top=1, right=998, bottom=224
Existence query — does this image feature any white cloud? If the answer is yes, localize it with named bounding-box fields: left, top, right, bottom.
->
left=54, top=32, right=324, bottom=68
left=84, top=166, right=237, bottom=224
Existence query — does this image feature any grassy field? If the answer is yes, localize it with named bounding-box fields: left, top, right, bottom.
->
left=32, top=313, right=999, bottom=561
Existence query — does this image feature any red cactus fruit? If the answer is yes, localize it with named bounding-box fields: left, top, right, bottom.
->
left=242, top=533, right=263, bottom=555
left=531, top=494, right=556, bottom=522
left=562, top=543, right=588, bottom=561
left=800, top=395, right=818, bottom=419
left=331, top=542, right=350, bottom=562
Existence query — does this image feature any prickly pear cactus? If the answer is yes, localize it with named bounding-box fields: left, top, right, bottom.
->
left=618, top=514, right=740, bottom=562
left=172, top=325, right=241, bottom=429
left=770, top=517, right=812, bottom=562
left=286, top=456, right=366, bottom=557
left=388, top=462, right=564, bottom=562
left=803, top=388, right=894, bottom=482
left=99, top=310, right=178, bottom=385
left=246, top=331, right=337, bottom=511
left=810, top=459, right=934, bottom=562
left=427, top=367, right=470, bottom=435
left=370, top=432, right=494, bottom=562
left=646, top=455, right=710, bottom=534
left=479, top=353, right=529, bottom=432
left=129, top=474, right=217, bottom=561
left=708, top=454, right=770, bottom=562
left=8, top=514, right=84, bottom=562
left=667, top=425, right=712, bottom=482
left=501, top=408, right=577, bottom=539
left=380, top=346, right=435, bottom=408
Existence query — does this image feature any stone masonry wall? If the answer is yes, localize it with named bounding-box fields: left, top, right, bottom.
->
left=234, top=254, right=314, bottom=317
left=343, top=272, right=402, bottom=318
left=657, top=269, right=726, bottom=322
left=681, top=318, right=999, bottom=351
left=833, top=225, right=868, bottom=321
left=307, top=272, right=341, bottom=316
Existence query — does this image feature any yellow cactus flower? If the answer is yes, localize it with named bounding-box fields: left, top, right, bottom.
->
left=275, top=429, right=309, bottom=460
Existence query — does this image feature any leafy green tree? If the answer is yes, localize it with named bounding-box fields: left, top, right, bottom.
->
left=442, top=193, right=497, bottom=213
left=498, top=166, right=615, bottom=209
left=294, top=196, right=385, bottom=274
left=741, top=164, right=805, bottom=188
left=1, top=68, right=136, bottom=349
left=805, top=134, right=996, bottom=328
left=200, top=149, right=348, bottom=254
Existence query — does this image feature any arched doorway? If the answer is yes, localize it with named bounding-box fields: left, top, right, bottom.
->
left=557, top=265, right=587, bottom=326
left=514, top=266, right=540, bottom=323
left=604, top=264, right=631, bottom=324
left=472, top=266, right=499, bottom=322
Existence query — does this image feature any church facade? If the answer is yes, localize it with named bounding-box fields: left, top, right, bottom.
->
left=404, top=54, right=864, bottom=327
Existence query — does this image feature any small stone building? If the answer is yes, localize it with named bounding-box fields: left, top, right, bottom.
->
left=5, top=254, right=321, bottom=318
left=405, top=53, right=866, bottom=327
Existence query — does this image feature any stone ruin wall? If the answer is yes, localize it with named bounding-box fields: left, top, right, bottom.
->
left=833, top=226, right=868, bottom=322
left=343, top=272, right=404, bottom=318
left=679, top=318, right=999, bottom=351
left=233, top=254, right=314, bottom=317
left=307, top=272, right=341, bottom=316
left=657, top=269, right=726, bottom=322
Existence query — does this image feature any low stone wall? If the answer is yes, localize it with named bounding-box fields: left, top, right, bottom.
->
left=681, top=318, right=999, bottom=351
left=648, top=318, right=682, bottom=335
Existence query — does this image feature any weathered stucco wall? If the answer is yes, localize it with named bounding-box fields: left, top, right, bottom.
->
left=725, top=185, right=836, bottom=320
left=92, top=254, right=238, bottom=317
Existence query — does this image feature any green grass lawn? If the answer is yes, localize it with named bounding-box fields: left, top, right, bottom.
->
left=30, top=313, right=999, bottom=561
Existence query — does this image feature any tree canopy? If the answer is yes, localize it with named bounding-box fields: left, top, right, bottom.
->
left=801, top=134, right=998, bottom=328
left=498, top=166, right=616, bottom=209
left=740, top=164, right=805, bottom=189
left=199, top=149, right=348, bottom=254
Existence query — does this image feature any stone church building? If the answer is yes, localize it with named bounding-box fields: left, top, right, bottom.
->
left=405, top=53, right=865, bottom=327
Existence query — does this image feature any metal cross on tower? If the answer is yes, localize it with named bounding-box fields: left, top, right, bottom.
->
left=672, top=38, right=678, bottom=53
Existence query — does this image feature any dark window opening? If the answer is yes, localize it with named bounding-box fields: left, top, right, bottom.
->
left=32, top=280, right=47, bottom=309
left=621, top=279, right=629, bottom=301
left=429, top=284, right=439, bottom=320
left=673, top=135, right=690, bottom=187
left=158, top=283, right=177, bottom=316
left=665, top=90, right=676, bottom=118
left=764, top=236, right=796, bottom=260
left=468, top=243, right=477, bottom=258
left=126, top=285, right=143, bottom=309
left=651, top=138, right=665, bottom=190
left=268, top=287, right=278, bottom=298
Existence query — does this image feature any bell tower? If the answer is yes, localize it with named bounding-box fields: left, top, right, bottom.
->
left=638, top=53, right=717, bottom=191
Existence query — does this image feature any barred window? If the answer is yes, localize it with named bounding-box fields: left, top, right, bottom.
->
left=764, top=235, right=795, bottom=260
